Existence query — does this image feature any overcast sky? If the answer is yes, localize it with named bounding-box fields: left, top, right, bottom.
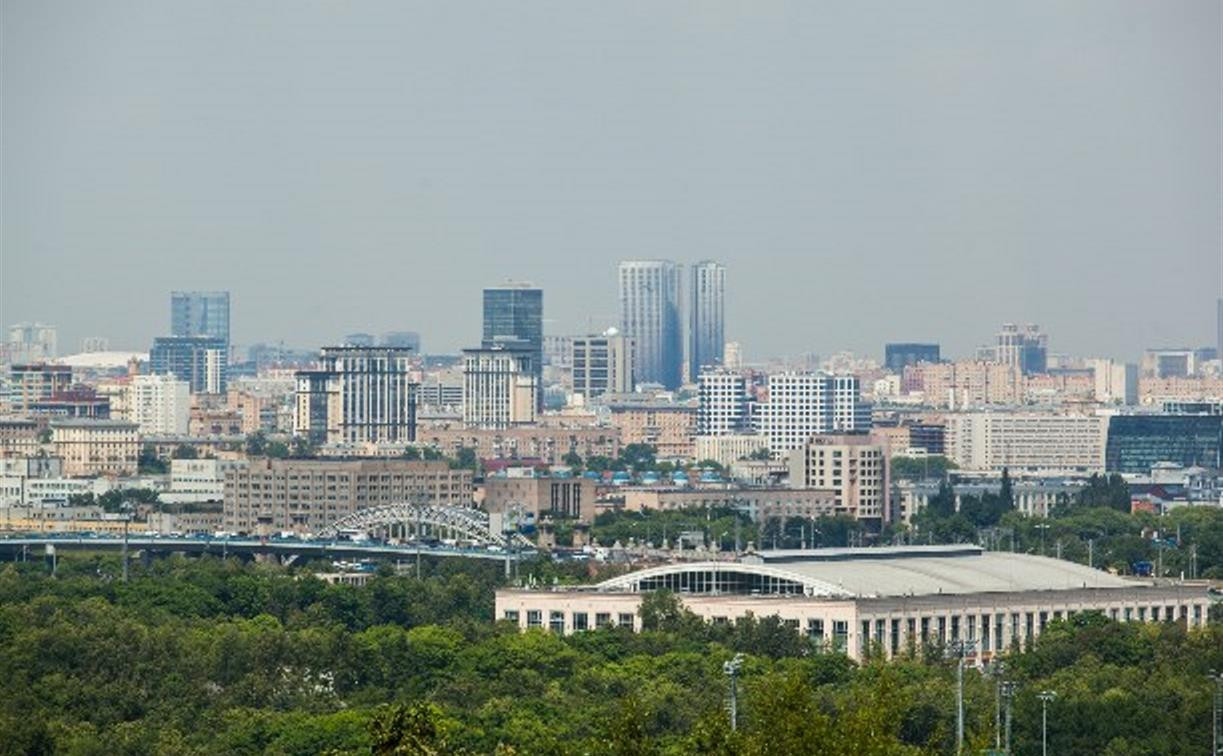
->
left=2, top=1, right=1220, bottom=361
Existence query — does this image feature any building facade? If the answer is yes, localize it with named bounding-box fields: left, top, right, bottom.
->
left=1105, top=415, right=1223, bottom=474
left=608, top=404, right=696, bottom=459
left=688, top=261, right=725, bottom=381
left=171, top=290, right=230, bottom=346
left=293, top=346, right=418, bottom=445
left=6, top=323, right=57, bottom=363
left=753, top=374, right=869, bottom=454
left=483, top=475, right=598, bottom=524
left=697, top=369, right=750, bottom=436
left=130, top=374, right=190, bottom=435
left=618, top=260, right=682, bottom=389
left=944, top=412, right=1107, bottom=474
left=51, top=419, right=139, bottom=477
left=884, top=343, right=940, bottom=373
left=995, top=323, right=1047, bottom=375
left=495, top=548, right=1210, bottom=664
left=7, top=364, right=73, bottom=412
left=150, top=336, right=228, bottom=394
left=482, top=284, right=543, bottom=407
left=223, top=458, right=473, bottom=535
left=694, top=434, right=769, bottom=467
left=417, top=426, right=621, bottom=465
left=572, top=330, right=634, bottom=401
left=462, top=346, right=538, bottom=430
left=788, top=434, right=888, bottom=522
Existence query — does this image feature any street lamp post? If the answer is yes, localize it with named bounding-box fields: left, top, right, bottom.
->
left=989, top=660, right=1006, bottom=751
left=1037, top=690, right=1057, bottom=756
left=723, top=653, right=744, bottom=732
left=946, top=639, right=977, bottom=754
left=120, top=502, right=133, bottom=582
left=1210, top=670, right=1222, bottom=756
left=1001, top=681, right=1017, bottom=753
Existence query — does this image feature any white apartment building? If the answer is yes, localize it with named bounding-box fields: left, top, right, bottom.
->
left=572, top=330, right=634, bottom=401
left=945, top=412, right=1107, bottom=474
left=462, top=346, right=538, bottom=430
left=697, top=369, right=750, bottom=435
left=162, top=458, right=247, bottom=504
left=788, top=434, right=888, bottom=522
left=130, top=374, right=190, bottom=435
left=754, top=373, right=869, bottom=454
left=694, top=434, right=769, bottom=467
left=1088, top=359, right=1138, bottom=405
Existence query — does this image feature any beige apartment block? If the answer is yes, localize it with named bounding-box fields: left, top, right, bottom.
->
left=51, top=419, right=139, bottom=477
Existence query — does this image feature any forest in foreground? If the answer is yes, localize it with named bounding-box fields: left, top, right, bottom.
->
left=0, top=553, right=1219, bottom=755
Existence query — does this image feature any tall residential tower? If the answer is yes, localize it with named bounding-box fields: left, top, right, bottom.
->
left=618, top=260, right=682, bottom=389
left=688, top=261, right=726, bottom=381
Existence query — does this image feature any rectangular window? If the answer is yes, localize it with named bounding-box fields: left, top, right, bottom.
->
left=572, top=612, right=589, bottom=631
left=833, top=621, right=848, bottom=652
left=503, top=610, right=520, bottom=623
left=807, top=618, right=825, bottom=640
left=549, top=611, right=565, bottom=634
left=595, top=612, right=612, bottom=629
left=890, top=619, right=900, bottom=656
left=1025, top=613, right=1034, bottom=642
left=618, top=613, right=635, bottom=629
left=526, top=610, right=542, bottom=629
left=1137, top=607, right=1146, bottom=622
left=1039, top=611, right=1048, bottom=632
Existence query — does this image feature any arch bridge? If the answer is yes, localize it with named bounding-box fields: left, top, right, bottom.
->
left=318, top=502, right=533, bottom=548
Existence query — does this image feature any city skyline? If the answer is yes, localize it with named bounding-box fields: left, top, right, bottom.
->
left=2, top=2, right=1219, bottom=360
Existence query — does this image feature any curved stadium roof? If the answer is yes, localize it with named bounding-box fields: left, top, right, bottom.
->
left=595, top=546, right=1137, bottom=598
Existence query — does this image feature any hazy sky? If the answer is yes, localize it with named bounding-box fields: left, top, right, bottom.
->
left=2, top=1, right=1220, bottom=361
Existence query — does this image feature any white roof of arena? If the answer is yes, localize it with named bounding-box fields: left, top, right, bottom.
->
left=595, top=545, right=1137, bottom=598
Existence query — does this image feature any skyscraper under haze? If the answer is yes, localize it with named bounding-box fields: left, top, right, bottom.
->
left=618, top=260, right=682, bottom=389
left=482, top=284, right=543, bottom=408
left=688, top=261, right=725, bottom=381
left=171, top=291, right=231, bottom=347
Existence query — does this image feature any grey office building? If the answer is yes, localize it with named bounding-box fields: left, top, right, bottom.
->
left=171, top=291, right=230, bottom=346
left=619, top=260, right=682, bottom=389
left=884, top=343, right=940, bottom=372
left=482, top=284, right=543, bottom=408
left=688, top=261, right=725, bottom=381
left=150, top=336, right=228, bottom=393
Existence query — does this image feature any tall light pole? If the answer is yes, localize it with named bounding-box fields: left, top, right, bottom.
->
left=946, top=639, right=977, bottom=754
left=989, top=660, right=1006, bottom=751
left=120, top=501, right=133, bottom=582
left=1037, top=690, right=1057, bottom=756
left=1035, top=523, right=1050, bottom=556
left=723, top=653, right=744, bottom=732
left=1210, top=670, right=1222, bottom=756
left=1001, top=680, right=1017, bottom=753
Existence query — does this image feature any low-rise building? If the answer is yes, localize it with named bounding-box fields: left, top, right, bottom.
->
left=619, top=486, right=838, bottom=523
left=51, top=419, right=139, bottom=477
left=496, top=546, right=1211, bottom=663
left=607, top=404, right=696, bottom=459
left=223, top=458, right=473, bottom=536
left=0, top=418, right=40, bottom=458
left=416, top=426, right=621, bottom=465
left=483, top=474, right=598, bottom=524
left=694, top=434, right=769, bottom=467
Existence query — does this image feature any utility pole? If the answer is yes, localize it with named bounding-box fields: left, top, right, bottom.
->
left=990, top=661, right=1006, bottom=751
left=946, top=639, right=977, bottom=754
left=1038, top=690, right=1057, bottom=756
left=121, top=501, right=133, bottom=582
left=1210, top=670, right=1222, bottom=756
left=723, top=653, right=744, bottom=731
left=1001, top=681, right=1017, bottom=753
left=1088, top=538, right=1093, bottom=570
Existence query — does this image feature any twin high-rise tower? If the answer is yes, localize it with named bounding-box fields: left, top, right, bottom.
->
left=618, top=260, right=725, bottom=390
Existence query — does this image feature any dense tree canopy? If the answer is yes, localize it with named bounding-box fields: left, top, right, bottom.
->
left=0, top=554, right=1218, bottom=754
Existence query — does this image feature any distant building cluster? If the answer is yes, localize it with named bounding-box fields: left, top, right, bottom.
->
left=0, top=282, right=1220, bottom=548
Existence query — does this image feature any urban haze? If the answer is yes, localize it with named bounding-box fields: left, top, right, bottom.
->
left=2, top=0, right=1219, bottom=359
